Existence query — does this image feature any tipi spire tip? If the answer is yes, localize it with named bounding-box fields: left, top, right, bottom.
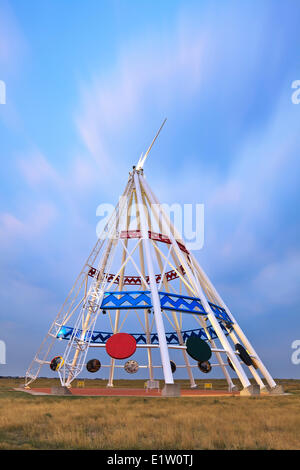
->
left=136, top=118, right=167, bottom=171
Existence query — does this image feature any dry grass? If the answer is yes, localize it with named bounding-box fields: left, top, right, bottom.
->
left=0, top=378, right=299, bottom=450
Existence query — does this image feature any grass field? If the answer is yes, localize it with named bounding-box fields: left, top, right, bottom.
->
left=0, top=377, right=299, bottom=450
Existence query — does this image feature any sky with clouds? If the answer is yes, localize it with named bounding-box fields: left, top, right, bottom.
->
left=0, top=0, right=300, bottom=379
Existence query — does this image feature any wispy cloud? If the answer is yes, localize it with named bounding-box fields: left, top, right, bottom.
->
left=74, top=17, right=208, bottom=179
left=0, top=1, right=28, bottom=72
left=0, top=1, right=28, bottom=132
left=71, top=2, right=300, bottom=327
left=1, top=0, right=299, bottom=377
left=18, top=149, right=99, bottom=192
left=17, top=150, right=60, bottom=187
left=0, top=201, right=57, bottom=245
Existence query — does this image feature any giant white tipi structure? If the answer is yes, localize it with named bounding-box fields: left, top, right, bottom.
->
left=25, top=121, right=282, bottom=396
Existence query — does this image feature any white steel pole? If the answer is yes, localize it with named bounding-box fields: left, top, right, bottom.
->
left=187, top=256, right=236, bottom=391
left=108, top=190, right=134, bottom=387
left=134, top=171, right=174, bottom=384
left=146, top=188, right=235, bottom=391
left=140, top=175, right=252, bottom=389
left=140, top=191, right=197, bottom=388
left=225, top=325, right=266, bottom=390
left=138, top=175, right=273, bottom=386
left=63, top=179, right=133, bottom=386
left=190, top=259, right=277, bottom=389
left=151, top=241, right=197, bottom=388
left=135, top=191, right=154, bottom=381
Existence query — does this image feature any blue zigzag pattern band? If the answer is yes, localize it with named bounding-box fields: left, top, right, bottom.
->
left=100, top=290, right=232, bottom=324
left=57, top=321, right=232, bottom=344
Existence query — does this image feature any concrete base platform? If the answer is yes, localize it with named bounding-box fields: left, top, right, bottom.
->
left=240, top=384, right=260, bottom=396
left=268, top=384, right=285, bottom=395
left=145, top=380, right=160, bottom=390
left=161, top=383, right=181, bottom=397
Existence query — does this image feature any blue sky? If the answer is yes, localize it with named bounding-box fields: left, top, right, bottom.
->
left=0, top=0, right=300, bottom=379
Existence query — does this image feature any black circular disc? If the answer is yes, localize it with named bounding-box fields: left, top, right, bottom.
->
left=198, top=360, right=212, bottom=373
left=86, top=359, right=101, bottom=373
left=50, top=356, right=63, bottom=372
left=235, top=343, right=253, bottom=366
left=227, top=356, right=235, bottom=371
left=170, top=360, right=176, bottom=373
left=186, top=336, right=212, bottom=362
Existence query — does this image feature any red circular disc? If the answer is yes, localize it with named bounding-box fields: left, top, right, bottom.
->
left=105, top=333, right=137, bottom=359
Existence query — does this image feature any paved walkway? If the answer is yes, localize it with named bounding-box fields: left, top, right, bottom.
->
left=15, top=387, right=240, bottom=397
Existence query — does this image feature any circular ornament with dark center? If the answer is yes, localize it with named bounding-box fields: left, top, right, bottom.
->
left=124, top=360, right=139, bottom=374
left=50, top=356, right=64, bottom=372
left=198, top=360, right=212, bottom=373
left=235, top=343, right=253, bottom=366
left=86, top=359, right=101, bottom=373
left=186, top=336, right=212, bottom=362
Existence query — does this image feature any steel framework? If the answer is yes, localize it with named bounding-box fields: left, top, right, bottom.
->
left=25, top=122, right=281, bottom=395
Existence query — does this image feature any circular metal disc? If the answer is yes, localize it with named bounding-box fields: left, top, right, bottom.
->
left=198, top=360, right=212, bottom=373
left=186, top=336, right=212, bottom=362
left=50, top=356, right=64, bottom=372
left=235, top=343, right=253, bottom=366
left=124, top=360, right=139, bottom=374
left=86, top=359, right=101, bottom=373
left=105, top=333, right=137, bottom=359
